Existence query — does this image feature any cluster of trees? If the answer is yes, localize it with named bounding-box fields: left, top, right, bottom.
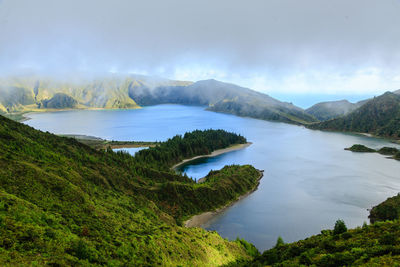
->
left=232, top=218, right=400, bottom=266
left=369, top=193, right=400, bottom=223
left=133, top=129, right=247, bottom=171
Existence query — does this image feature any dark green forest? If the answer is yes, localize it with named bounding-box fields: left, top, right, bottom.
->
left=133, top=129, right=246, bottom=171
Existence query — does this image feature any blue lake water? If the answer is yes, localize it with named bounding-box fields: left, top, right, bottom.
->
left=113, top=147, right=147, bottom=156
left=25, top=105, right=400, bottom=251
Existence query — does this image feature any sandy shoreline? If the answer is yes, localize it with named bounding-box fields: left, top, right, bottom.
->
left=184, top=170, right=264, bottom=228
left=171, top=142, right=252, bottom=171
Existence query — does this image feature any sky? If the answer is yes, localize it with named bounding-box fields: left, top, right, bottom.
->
left=1, top=0, right=400, bottom=102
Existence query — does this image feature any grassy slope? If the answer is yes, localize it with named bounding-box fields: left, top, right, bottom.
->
left=0, top=115, right=259, bottom=266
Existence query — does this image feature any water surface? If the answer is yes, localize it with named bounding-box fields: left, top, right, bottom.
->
left=25, top=105, right=400, bottom=251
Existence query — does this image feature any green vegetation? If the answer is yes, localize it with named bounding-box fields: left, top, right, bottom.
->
left=310, top=92, right=400, bottom=138
left=369, top=193, right=400, bottom=223
left=345, top=144, right=376, bottom=152
left=230, top=191, right=400, bottom=266
left=0, top=115, right=260, bottom=266
left=333, top=219, right=348, bottom=235
left=305, top=99, right=366, bottom=121
left=345, top=144, right=400, bottom=160
left=231, top=219, right=400, bottom=266
left=149, top=165, right=261, bottom=221
left=378, top=146, right=399, bottom=155
left=133, top=129, right=247, bottom=171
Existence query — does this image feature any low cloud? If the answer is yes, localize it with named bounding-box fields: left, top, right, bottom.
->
left=0, top=0, right=400, bottom=94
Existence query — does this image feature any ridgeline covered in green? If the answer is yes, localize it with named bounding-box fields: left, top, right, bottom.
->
left=0, top=115, right=260, bottom=266
left=309, top=92, right=400, bottom=138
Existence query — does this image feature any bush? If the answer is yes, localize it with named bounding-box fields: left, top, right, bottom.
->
left=333, top=220, right=347, bottom=235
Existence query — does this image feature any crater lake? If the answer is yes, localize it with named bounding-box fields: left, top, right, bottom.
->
left=25, top=104, right=400, bottom=251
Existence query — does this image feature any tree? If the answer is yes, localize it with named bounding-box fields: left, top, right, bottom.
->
left=275, top=236, right=285, bottom=247
left=333, top=219, right=347, bottom=235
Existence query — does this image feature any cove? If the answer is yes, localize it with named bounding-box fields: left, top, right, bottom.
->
left=25, top=104, right=400, bottom=251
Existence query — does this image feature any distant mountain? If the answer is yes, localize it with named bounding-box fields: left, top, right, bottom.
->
left=306, top=99, right=367, bottom=121
left=309, top=92, right=400, bottom=138
left=0, top=75, right=316, bottom=124
left=130, top=79, right=317, bottom=124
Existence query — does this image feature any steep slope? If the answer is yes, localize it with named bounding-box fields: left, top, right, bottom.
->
left=130, top=79, right=317, bottom=124
left=306, top=99, right=366, bottom=121
left=40, top=93, right=78, bottom=109
left=0, top=116, right=260, bottom=266
left=309, top=92, right=400, bottom=138
left=0, top=75, right=170, bottom=111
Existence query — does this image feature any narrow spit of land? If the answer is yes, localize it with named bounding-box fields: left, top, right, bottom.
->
left=184, top=170, right=264, bottom=228
left=60, top=134, right=157, bottom=150
left=171, top=142, right=252, bottom=171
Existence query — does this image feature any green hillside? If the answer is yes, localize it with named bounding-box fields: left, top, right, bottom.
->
left=306, top=99, right=367, bottom=121
left=0, top=116, right=260, bottom=266
left=309, top=92, right=400, bottom=138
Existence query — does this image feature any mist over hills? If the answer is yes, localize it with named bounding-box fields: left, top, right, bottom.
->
left=131, top=78, right=317, bottom=124
left=305, top=99, right=368, bottom=121
left=310, top=92, right=400, bottom=138
left=0, top=74, right=316, bottom=124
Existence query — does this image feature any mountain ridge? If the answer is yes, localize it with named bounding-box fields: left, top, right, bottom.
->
left=309, top=91, right=400, bottom=138
left=0, top=74, right=316, bottom=124
left=306, top=99, right=368, bottom=121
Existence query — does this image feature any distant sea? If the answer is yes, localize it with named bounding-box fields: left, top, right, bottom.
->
left=269, top=93, right=378, bottom=109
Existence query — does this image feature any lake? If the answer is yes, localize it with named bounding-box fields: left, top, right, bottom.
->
left=25, top=105, right=400, bottom=251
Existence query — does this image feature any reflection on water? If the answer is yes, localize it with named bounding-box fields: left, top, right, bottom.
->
left=25, top=105, right=400, bottom=251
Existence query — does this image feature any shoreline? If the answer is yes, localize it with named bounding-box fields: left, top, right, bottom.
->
left=184, top=170, right=264, bottom=228
left=17, top=106, right=142, bottom=122
left=171, top=142, right=252, bottom=171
